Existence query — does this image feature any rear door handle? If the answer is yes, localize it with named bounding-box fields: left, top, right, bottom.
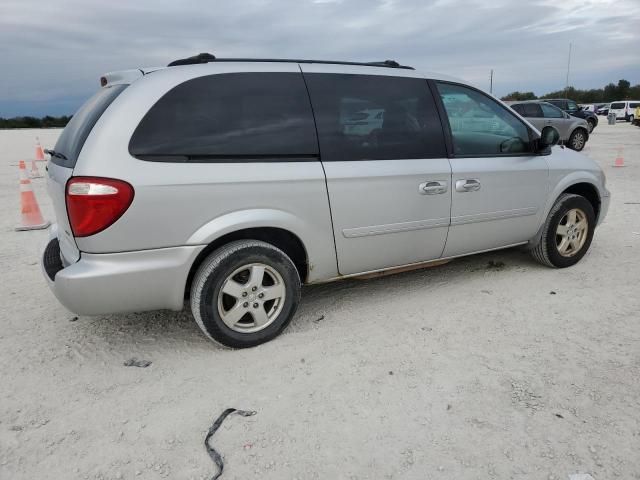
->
left=455, top=179, right=481, bottom=192
left=419, top=180, right=448, bottom=195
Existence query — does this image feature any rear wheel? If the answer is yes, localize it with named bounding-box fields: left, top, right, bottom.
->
left=587, top=119, right=595, bottom=133
left=568, top=129, right=587, bottom=151
left=530, top=193, right=595, bottom=268
left=190, top=240, right=301, bottom=348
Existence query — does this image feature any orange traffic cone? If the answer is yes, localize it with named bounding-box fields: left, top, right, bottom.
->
left=30, top=159, right=43, bottom=178
left=16, top=160, right=50, bottom=231
left=35, top=137, right=45, bottom=161
left=613, top=147, right=625, bottom=167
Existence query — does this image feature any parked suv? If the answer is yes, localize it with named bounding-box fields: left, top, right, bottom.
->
left=508, top=101, right=589, bottom=151
left=609, top=100, right=640, bottom=122
left=42, top=54, right=610, bottom=348
left=543, top=98, right=598, bottom=133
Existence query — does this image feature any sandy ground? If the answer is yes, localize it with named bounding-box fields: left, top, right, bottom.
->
left=0, top=123, right=639, bottom=480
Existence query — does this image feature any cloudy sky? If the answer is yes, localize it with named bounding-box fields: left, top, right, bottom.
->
left=1, top=0, right=639, bottom=117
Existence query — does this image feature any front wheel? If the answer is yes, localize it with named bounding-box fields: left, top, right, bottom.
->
left=190, top=240, right=301, bottom=348
left=568, top=129, right=587, bottom=151
left=530, top=193, right=595, bottom=268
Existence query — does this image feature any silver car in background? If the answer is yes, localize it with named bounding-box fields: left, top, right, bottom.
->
left=509, top=101, right=590, bottom=151
left=41, top=54, right=610, bottom=348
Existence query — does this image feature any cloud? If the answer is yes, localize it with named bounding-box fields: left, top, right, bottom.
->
left=1, top=0, right=639, bottom=116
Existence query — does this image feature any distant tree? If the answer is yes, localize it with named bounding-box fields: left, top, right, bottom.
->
left=616, top=79, right=631, bottom=99
left=0, top=115, right=71, bottom=129
left=501, top=91, right=537, bottom=101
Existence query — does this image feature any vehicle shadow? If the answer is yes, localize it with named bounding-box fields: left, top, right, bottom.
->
left=79, top=247, right=539, bottom=352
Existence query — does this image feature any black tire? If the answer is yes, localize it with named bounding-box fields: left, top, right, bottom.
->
left=190, top=240, right=301, bottom=348
left=587, top=119, right=595, bottom=133
left=568, top=129, right=587, bottom=151
left=530, top=193, right=596, bottom=268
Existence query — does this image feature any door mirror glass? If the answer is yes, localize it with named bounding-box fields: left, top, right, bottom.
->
left=540, top=126, right=560, bottom=148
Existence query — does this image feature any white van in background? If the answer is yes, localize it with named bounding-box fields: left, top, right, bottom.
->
left=609, top=100, right=640, bottom=122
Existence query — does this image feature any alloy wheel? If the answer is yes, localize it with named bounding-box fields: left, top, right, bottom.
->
left=556, top=208, right=588, bottom=257
left=217, top=263, right=286, bottom=333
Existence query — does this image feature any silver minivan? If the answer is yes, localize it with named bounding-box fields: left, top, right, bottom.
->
left=42, top=54, right=610, bottom=347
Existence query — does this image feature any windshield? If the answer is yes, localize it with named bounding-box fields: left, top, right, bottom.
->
left=52, top=84, right=127, bottom=168
left=610, top=102, right=625, bottom=109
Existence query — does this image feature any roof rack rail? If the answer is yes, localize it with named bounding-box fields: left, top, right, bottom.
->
left=167, top=53, right=414, bottom=70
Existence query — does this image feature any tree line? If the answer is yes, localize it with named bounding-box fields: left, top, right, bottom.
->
left=502, top=79, right=640, bottom=103
left=0, top=115, right=72, bottom=129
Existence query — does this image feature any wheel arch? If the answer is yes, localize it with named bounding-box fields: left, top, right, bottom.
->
left=528, top=177, right=602, bottom=249
left=185, top=226, right=309, bottom=299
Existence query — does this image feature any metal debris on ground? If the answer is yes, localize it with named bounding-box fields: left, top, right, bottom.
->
left=205, top=408, right=257, bottom=480
left=123, top=358, right=152, bottom=368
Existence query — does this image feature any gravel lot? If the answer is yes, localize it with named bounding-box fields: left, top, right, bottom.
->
left=1, top=123, right=639, bottom=480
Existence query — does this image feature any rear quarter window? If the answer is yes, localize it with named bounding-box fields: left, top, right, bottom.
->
left=52, top=84, right=127, bottom=168
left=129, top=72, right=318, bottom=161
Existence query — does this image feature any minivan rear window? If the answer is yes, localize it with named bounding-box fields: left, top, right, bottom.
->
left=129, top=72, right=318, bottom=162
left=610, top=102, right=625, bottom=109
left=51, top=84, right=127, bottom=168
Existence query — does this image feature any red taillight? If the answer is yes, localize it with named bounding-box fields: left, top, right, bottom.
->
left=66, top=177, right=134, bottom=237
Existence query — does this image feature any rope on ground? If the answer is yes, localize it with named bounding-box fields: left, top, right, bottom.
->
left=205, top=408, right=257, bottom=480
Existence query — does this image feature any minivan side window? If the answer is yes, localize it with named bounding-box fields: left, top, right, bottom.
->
left=610, top=102, right=625, bottom=109
left=129, top=72, right=318, bottom=161
left=303, top=73, right=446, bottom=161
left=436, top=82, right=531, bottom=156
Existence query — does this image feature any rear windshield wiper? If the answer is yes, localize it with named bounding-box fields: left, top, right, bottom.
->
left=44, top=149, right=68, bottom=161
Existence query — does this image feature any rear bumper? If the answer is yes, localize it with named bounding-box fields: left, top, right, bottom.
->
left=42, top=237, right=204, bottom=315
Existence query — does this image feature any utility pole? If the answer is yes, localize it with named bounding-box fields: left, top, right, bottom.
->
left=490, top=69, right=493, bottom=94
left=564, top=42, right=572, bottom=99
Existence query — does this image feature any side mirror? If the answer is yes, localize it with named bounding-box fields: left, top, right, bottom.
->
left=539, top=126, right=560, bottom=149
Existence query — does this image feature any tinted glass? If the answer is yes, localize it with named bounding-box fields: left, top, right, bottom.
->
left=540, top=103, right=564, bottom=118
left=629, top=102, right=639, bottom=108
left=436, top=82, right=531, bottom=156
left=546, top=99, right=565, bottom=109
left=130, top=73, right=318, bottom=161
left=521, top=103, right=542, bottom=117
left=303, top=73, right=446, bottom=161
left=610, top=102, right=625, bottom=109
left=567, top=101, right=579, bottom=112
left=511, top=104, right=525, bottom=115
left=52, top=84, right=127, bottom=168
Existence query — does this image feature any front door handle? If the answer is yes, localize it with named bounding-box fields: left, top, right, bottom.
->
left=419, top=180, right=448, bottom=195
left=455, top=179, right=481, bottom=192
